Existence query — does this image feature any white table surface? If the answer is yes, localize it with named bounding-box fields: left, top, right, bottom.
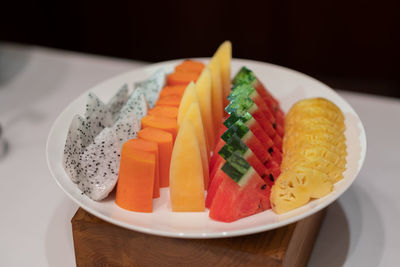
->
left=0, top=43, right=399, bottom=267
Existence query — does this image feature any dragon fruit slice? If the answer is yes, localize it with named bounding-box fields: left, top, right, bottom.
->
left=134, top=68, right=166, bottom=108
left=115, top=89, right=149, bottom=124
left=107, top=84, right=129, bottom=120
left=85, top=92, right=113, bottom=138
left=77, top=127, right=120, bottom=200
left=63, top=115, right=93, bottom=183
left=78, top=110, right=140, bottom=200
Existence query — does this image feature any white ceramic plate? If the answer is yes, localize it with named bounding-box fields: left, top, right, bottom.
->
left=46, top=59, right=366, bottom=239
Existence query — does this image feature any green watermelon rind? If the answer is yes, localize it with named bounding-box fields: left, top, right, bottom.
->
left=218, top=133, right=250, bottom=160
left=232, top=66, right=257, bottom=86
left=221, top=151, right=255, bottom=187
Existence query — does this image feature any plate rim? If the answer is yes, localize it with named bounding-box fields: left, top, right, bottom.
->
left=46, top=58, right=367, bottom=239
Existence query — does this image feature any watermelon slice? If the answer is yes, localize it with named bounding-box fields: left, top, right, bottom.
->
left=209, top=152, right=271, bottom=222
left=226, top=95, right=274, bottom=136
left=233, top=67, right=286, bottom=135
left=224, top=112, right=274, bottom=148
left=209, top=137, right=225, bottom=176
left=219, top=133, right=269, bottom=180
left=232, top=66, right=279, bottom=113
left=229, top=83, right=275, bottom=124
left=221, top=120, right=271, bottom=164
left=206, top=155, right=225, bottom=208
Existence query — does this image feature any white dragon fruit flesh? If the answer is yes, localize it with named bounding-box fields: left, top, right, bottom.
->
left=63, top=69, right=165, bottom=201
left=107, top=84, right=129, bottom=120
left=85, top=92, right=113, bottom=138
left=134, top=68, right=166, bottom=108
left=63, top=115, right=94, bottom=182
left=115, top=89, right=149, bottom=124
left=77, top=110, right=140, bottom=200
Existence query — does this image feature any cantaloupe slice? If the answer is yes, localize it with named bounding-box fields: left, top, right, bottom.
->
left=214, top=41, right=232, bottom=107
left=207, top=57, right=224, bottom=134
left=177, top=82, right=210, bottom=154
left=196, top=67, right=215, bottom=151
left=182, top=103, right=210, bottom=188
left=170, top=120, right=205, bottom=212
left=177, top=82, right=197, bottom=124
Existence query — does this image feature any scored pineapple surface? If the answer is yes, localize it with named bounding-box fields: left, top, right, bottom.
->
left=270, top=97, right=347, bottom=214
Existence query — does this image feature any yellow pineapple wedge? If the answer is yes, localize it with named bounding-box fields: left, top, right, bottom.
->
left=271, top=97, right=347, bottom=214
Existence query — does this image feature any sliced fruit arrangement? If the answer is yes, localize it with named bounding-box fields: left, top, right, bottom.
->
left=270, top=98, right=347, bottom=214
left=207, top=68, right=285, bottom=222
left=63, top=41, right=348, bottom=220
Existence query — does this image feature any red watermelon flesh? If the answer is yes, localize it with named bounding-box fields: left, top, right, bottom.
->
left=245, top=151, right=270, bottom=180
left=273, top=134, right=283, bottom=152
left=209, top=168, right=271, bottom=222
left=271, top=146, right=283, bottom=164
left=206, top=157, right=226, bottom=208
left=275, top=108, right=285, bottom=128
left=209, top=137, right=225, bottom=173
left=245, top=117, right=274, bottom=149
left=254, top=78, right=279, bottom=110
left=242, top=131, right=271, bottom=164
left=209, top=152, right=225, bottom=189
left=247, top=104, right=272, bottom=135
left=276, top=124, right=284, bottom=138
left=246, top=90, right=276, bottom=124
left=265, top=160, right=281, bottom=183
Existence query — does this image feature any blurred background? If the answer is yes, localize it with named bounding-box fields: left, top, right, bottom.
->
left=1, top=0, right=399, bottom=97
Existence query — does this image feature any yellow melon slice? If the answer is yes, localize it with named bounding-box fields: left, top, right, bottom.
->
left=177, top=81, right=209, bottom=155
left=207, top=57, right=224, bottom=131
left=182, top=102, right=210, bottom=188
left=213, top=41, right=232, bottom=107
left=196, top=67, right=215, bottom=151
left=177, top=81, right=197, bottom=127
left=170, top=120, right=205, bottom=212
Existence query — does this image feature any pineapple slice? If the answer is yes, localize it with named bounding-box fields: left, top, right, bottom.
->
left=271, top=97, right=346, bottom=214
left=289, top=98, right=343, bottom=118
left=286, top=107, right=345, bottom=127
left=281, top=157, right=344, bottom=183
left=271, top=171, right=310, bottom=214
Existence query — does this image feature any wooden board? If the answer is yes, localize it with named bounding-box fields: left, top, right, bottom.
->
left=72, top=208, right=325, bottom=267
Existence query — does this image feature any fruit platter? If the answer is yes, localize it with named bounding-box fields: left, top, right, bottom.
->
left=46, top=42, right=366, bottom=238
